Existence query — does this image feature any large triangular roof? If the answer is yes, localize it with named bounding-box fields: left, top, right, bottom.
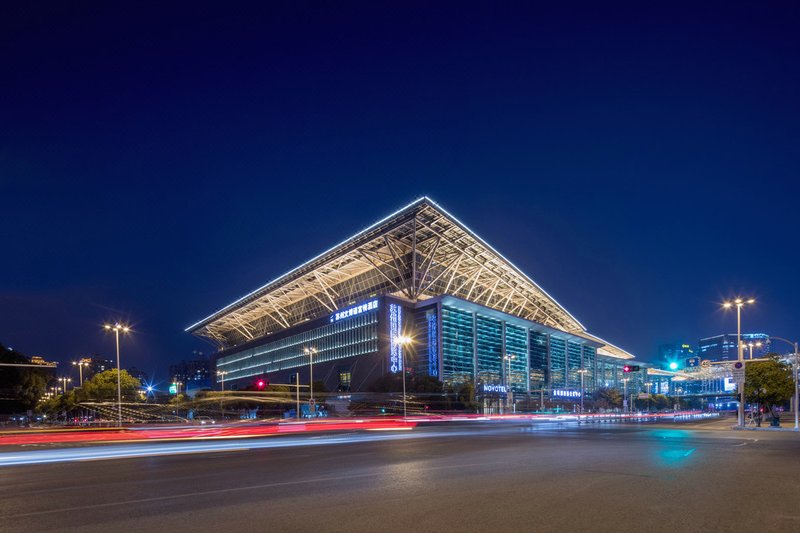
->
left=187, top=197, right=633, bottom=359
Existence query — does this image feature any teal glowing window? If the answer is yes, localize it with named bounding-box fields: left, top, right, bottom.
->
left=549, top=337, right=566, bottom=388
left=505, top=324, right=527, bottom=393
left=529, top=331, right=547, bottom=390
left=441, top=306, right=474, bottom=386
left=567, top=341, right=582, bottom=389
left=476, top=315, right=502, bottom=385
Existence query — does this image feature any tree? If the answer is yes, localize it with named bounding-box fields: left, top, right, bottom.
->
left=0, top=344, right=51, bottom=413
left=745, top=355, right=793, bottom=425
left=651, top=394, right=671, bottom=410
left=78, top=369, right=142, bottom=402
left=592, top=387, right=622, bottom=410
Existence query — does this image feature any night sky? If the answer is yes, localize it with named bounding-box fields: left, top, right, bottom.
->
left=2, top=2, right=799, bottom=383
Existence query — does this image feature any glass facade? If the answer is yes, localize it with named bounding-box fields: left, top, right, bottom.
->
left=505, top=324, right=528, bottom=392
left=567, top=341, right=583, bottom=389
left=549, top=338, right=566, bottom=389
left=583, top=346, right=596, bottom=392
left=441, top=306, right=474, bottom=386
left=529, top=331, right=548, bottom=390
left=475, top=315, right=502, bottom=385
left=439, top=302, right=629, bottom=399
left=217, top=309, right=378, bottom=381
left=412, top=306, right=439, bottom=378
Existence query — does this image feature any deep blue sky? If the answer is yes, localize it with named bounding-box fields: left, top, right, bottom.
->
left=2, top=2, right=799, bottom=381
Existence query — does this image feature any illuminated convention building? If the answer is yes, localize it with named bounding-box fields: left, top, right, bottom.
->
left=187, top=197, right=637, bottom=406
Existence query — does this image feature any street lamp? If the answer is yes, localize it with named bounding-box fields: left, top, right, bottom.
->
left=621, top=378, right=629, bottom=414
left=58, top=377, right=72, bottom=395
left=396, top=336, right=413, bottom=419
left=103, top=323, right=130, bottom=428
left=747, top=341, right=763, bottom=360
left=72, top=360, right=89, bottom=386
left=722, top=298, right=755, bottom=427
left=217, top=370, right=228, bottom=392
left=770, top=336, right=799, bottom=431
left=304, top=347, right=318, bottom=407
left=644, top=382, right=653, bottom=412
left=577, top=369, right=589, bottom=414
left=504, top=354, right=516, bottom=414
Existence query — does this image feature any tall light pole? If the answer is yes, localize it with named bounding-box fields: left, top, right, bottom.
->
left=644, top=382, right=652, bottom=412
left=58, top=377, right=71, bottom=395
left=622, top=378, right=629, bottom=414
left=577, top=369, right=589, bottom=414
left=217, top=370, right=228, bottom=392
left=770, top=336, right=799, bottom=431
left=747, top=341, right=762, bottom=360
left=504, top=354, right=516, bottom=414
left=72, top=360, right=88, bottom=386
left=104, top=323, right=130, bottom=428
left=396, top=336, right=412, bottom=419
left=304, top=347, right=318, bottom=407
left=723, top=298, right=754, bottom=427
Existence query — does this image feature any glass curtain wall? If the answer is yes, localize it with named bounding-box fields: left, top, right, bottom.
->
left=217, top=310, right=379, bottom=381
left=441, top=306, right=474, bottom=386
left=549, top=338, right=567, bottom=389
left=476, top=315, right=502, bottom=385
left=529, top=331, right=548, bottom=390
left=505, top=324, right=528, bottom=392
left=567, top=341, right=582, bottom=389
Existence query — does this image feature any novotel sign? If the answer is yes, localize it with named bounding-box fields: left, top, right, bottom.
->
left=482, top=384, right=508, bottom=394
left=552, top=389, right=581, bottom=398
left=330, top=300, right=379, bottom=322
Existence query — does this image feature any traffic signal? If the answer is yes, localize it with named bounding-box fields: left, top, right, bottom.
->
left=256, top=378, right=267, bottom=390
left=623, top=365, right=640, bottom=373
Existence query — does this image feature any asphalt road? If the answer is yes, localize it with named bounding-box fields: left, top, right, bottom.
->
left=1, top=418, right=799, bottom=532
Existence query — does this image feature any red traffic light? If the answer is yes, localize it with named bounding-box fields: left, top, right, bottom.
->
left=256, top=379, right=266, bottom=390
left=623, top=365, right=640, bottom=373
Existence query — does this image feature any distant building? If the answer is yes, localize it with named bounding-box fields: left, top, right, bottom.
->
left=187, top=197, right=635, bottom=413
left=125, top=367, right=148, bottom=384
left=83, top=356, right=115, bottom=378
left=169, top=356, right=210, bottom=384
left=699, top=334, right=771, bottom=361
left=30, top=355, right=58, bottom=366
left=658, top=343, right=696, bottom=367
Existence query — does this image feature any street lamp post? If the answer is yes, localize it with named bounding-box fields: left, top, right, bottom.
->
left=644, top=382, right=652, bottom=412
left=504, top=354, right=516, bottom=414
left=396, top=336, right=412, bottom=419
left=622, top=378, right=629, bottom=414
left=747, top=342, right=763, bottom=360
left=59, top=377, right=71, bottom=395
left=217, top=370, right=228, bottom=392
left=72, top=360, right=88, bottom=386
left=723, top=298, right=755, bottom=427
left=577, top=369, right=589, bottom=414
left=770, top=336, right=799, bottom=431
left=104, top=323, right=130, bottom=428
left=304, top=347, right=318, bottom=410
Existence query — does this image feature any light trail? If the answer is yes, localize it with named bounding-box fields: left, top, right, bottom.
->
left=0, top=428, right=484, bottom=467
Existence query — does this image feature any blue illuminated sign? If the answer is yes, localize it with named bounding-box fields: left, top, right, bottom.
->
left=331, top=300, right=379, bottom=322
left=552, top=389, right=581, bottom=398
left=427, top=309, right=438, bottom=378
left=389, top=303, right=403, bottom=373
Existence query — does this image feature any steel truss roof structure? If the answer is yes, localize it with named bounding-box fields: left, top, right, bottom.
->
left=187, top=197, right=634, bottom=359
